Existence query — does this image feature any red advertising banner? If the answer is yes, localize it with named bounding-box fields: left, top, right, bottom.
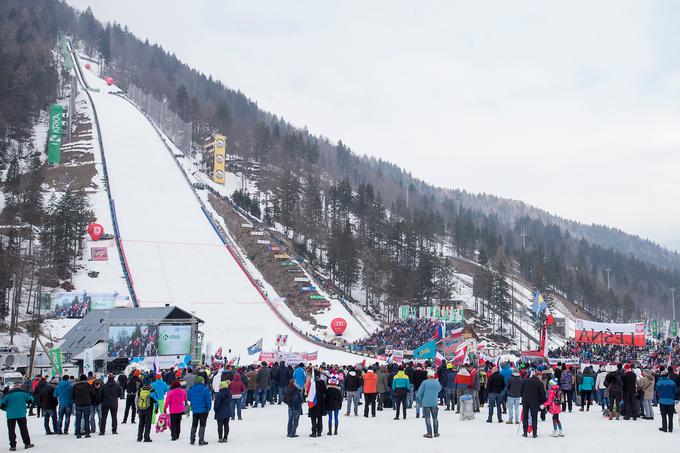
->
left=574, top=319, right=645, bottom=347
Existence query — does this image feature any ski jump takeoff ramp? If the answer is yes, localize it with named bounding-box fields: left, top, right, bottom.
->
left=77, top=63, right=360, bottom=363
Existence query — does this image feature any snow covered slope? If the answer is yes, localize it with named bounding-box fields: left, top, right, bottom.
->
left=75, top=60, right=361, bottom=363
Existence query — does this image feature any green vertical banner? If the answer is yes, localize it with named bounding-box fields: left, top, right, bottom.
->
left=48, top=104, right=63, bottom=164
left=49, top=347, right=63, bottom=377
left=652, top=319, right=658, bottom=337
left=672, top=320, right=678, bottom=338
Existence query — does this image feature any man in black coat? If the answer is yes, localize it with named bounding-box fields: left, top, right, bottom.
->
left=71, top=375, right=95, bottom=438
left=276, top=362, right=290, bottom=404
left=521, top=371, right=546, bottom=438
left=486, top=368, right=506, bottom=423
left=116, top=374, right=128, bottom=400
left=40, top=379, right=59, bottom=434
left=122, top=373, right=140, bottom=424
left=100, top=374, right=120, bottom=435
left=621, top=364, right=639, bottom=420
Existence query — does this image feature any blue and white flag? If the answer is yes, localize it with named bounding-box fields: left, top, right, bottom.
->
left=247, top=338, right=263, bottom=356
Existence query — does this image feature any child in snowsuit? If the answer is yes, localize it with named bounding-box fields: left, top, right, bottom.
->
left=544, top=379, right=564, bottom=437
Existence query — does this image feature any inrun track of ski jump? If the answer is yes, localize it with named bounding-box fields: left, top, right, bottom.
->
left=71, top=49, right=362, bottom=364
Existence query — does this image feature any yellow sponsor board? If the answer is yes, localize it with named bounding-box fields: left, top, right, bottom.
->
left=213, top=133, right=226, bottom=184
left=274, top=254, right=289, bottom=259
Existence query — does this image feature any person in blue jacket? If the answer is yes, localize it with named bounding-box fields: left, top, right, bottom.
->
left=417, top=370, right=442, bottom=438
left=151, top=375, right=169, bottom=423
left=213, top=381, right=232, bottom=443
left=187, top=376, right=212, bottom=445
left=655, top=370, right=677, bottom=433
left=293, top=363, right=307, bottom=390
left=1, top=382, right=35, bottom=451
left=443, top=364, right=457, bottom=411
left=53, top=375, right=73, bottom=434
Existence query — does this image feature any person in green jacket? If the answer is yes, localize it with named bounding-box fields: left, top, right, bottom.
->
left=392, top=368, right=410, bottom=420
left=1, top=383, right=35, bottom=451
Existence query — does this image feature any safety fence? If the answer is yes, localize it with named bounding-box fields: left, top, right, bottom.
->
left=127, top=83, right=192, bottom=155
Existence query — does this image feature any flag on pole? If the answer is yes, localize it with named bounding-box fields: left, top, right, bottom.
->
left=532, top=289, right=547, bottom=314
left=545, top=306, right=555, bottom=327
left=413, top=340, right=437, bottom=359
left=247, top=338, right=263, bottom=355
left=453, top=340, right=470, bottom=364
left=153, top=353, right=160, bottom=375
left=307, top=370, right=317, bottom=409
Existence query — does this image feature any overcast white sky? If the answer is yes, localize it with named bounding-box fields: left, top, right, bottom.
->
left=67, top=0, right=680, bottom=250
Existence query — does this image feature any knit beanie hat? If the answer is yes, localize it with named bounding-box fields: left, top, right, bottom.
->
left=220, top=381, right=229, bottom=389
left=195, top=376, right=205, bottom=384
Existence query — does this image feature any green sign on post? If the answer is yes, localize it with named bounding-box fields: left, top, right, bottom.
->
left=672, top=320, right=678, bottom=338
left=49, top=347, right=62, bottom=377
left=48, top=104, right=63, bottom=164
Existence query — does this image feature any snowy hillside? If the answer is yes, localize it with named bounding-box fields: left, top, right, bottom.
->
left=71, top=49, right=365, bottom=363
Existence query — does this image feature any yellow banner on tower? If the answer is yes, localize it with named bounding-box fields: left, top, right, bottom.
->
left=213, top=134, right=226, bottom=184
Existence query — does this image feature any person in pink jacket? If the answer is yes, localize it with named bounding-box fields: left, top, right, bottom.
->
left=164, top=381, right=187, bottom=441
left=543, top=379, right=564, bottom=438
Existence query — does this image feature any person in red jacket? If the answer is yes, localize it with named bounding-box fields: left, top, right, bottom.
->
left=228, top=374, right=246, bottom=421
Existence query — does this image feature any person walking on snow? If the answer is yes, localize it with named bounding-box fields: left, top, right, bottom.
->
left=53, top=375, right=73, bottom=434
left=362, top=368, right=378, bottom=417
left=418, top=369, right=442, bottom=438
left=544, top=378, right=565, bottom=437
left=151, top=374, right=169, bottom=424
left=283, top=379, right=302, bottom=437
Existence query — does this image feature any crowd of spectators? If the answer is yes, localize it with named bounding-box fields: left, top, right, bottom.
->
left=548, top=337, right=680, bottom=367
left=352, top=318, right=454, bottom=351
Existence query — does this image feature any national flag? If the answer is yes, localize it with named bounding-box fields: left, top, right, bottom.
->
left=453, top=345, right=469, bottom=364
left=153, top=353, right=159, bottom=375
left=307, top=370, right=317, bottom=409
left=413, top=340, right=437, bottom=359
left=214, top=347, right=223, bottom=359
left=227, top=355, right=238, bottom=366
left=247, top=338, right=263, bottom=355
left=532, top=289, right=547, bottom=314
left=448, top=324, right=463, bottom=338
left=545, top=306, right=555, bottom=327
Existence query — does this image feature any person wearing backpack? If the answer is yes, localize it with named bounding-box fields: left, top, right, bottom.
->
left=283, top=379, right=302, bottom=437
left=164, top=380, right=187, bottom=441
left=544, top=378, right=564, bottom=437
left=1, top=382, right=35, bottom=451
left=213, top=381, right=232, bottom=443
left=187, top=375, right=212, bottom=445
left=135, top=379, right=156, bottom=442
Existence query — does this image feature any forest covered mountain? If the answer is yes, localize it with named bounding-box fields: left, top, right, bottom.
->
left=1, top=0, right=679, bottom=326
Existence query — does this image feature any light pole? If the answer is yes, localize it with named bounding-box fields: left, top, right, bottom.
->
left=605, top=268, right=612, bottom=290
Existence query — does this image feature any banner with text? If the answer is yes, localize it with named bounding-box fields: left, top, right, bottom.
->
left=399, top=305, right=464, bottom=323
left=574, top=319, right=645, bottom=347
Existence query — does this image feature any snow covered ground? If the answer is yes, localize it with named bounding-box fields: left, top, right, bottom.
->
left=1, top=399, right=674, bottom=451
left=75, top=59, right=362, bottom=363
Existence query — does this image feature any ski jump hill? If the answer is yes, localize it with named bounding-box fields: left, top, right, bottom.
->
left=69, top=48, right=362, bottom=364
